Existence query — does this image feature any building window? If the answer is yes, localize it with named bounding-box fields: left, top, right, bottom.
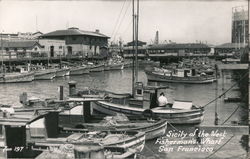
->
left=59, top=46, right=62, bottom=49
left=72, top=37, right=77, bottom=41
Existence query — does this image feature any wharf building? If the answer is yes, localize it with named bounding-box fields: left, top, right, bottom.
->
left=39, top=27, right=109, bottom=58
left=123, top=42, right=212, bottom=57
left=123, top=40, right=148, bottom=56
left=0, top=27, right=109, bottom=60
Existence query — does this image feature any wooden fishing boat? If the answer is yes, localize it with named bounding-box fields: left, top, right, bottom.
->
left=58, top=104, right=168, bottom=140
left=27, top=117, right=145, bottom=159
left=109, top=63, right=124, bottom=70
left=0, top=72, right=34, bottom=83
left=145, top=67, right=216, bottom=84
left=69, top=66, right=90, bottom=75
left=34, top=69, right=56, bottom=80
left=79, top=83, right=204, bottom=124
left=55, top=68, right=70, bottom=77
left=89, top=63, right=105, bottom=72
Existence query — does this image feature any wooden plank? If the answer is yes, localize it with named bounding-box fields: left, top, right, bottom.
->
left=218, top=64, right=248, bottom=70
left=196, top=125, right=248, bottom=135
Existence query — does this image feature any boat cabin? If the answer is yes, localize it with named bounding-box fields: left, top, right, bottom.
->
left=131, top=82, right=169, bottom=109
left=175, top=68, right=196, bottom=77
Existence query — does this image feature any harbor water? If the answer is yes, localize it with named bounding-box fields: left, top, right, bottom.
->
left=0, top=67, right=248, bottom=158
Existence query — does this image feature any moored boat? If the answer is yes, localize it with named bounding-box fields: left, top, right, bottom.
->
left=34, top=69, right=56, bottom=80
left=59, top=104, right=168, bottom=140
left=69, top=66, right=90, bottom=75
left=0, top=72, right=34, bottom=83
left=145, top=67, right=216, bottom=84
left=109, top=63, right=124, bottom=70
left=88, top=63, right=105, bottom=72
left=56, top=68, right=70, bottom=77
left=79, top=83, right=204, bottom=124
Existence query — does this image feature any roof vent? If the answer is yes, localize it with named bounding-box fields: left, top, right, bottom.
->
left=68, top=27, right=79, bottom=30
left=95, top=29, right=100, bottom=33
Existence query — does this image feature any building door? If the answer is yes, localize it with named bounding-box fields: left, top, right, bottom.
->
left=67, top=46, right=72, bottom=55
left=50, top=46, right=54, bottom=57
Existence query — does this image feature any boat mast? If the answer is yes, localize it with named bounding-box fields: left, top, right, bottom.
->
left=1, top=31, right=4, bottom=75
left=135, top=0, right=139, bottom=82
left=132, top=0, right=135, bottom=96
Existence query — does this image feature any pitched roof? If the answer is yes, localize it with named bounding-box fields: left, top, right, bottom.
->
left=0, top=40, right=41, bottom=48
left=148, top=43, right=210, bottom=49
left=40, top=27, right=109, bottom=38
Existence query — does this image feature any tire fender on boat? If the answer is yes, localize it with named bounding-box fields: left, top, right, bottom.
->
left=142, top=109, right=154, bottom=118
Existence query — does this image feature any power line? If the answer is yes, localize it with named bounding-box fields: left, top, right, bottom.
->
left=112, top=0, right=131, bottom=42
left=110, top=0, right=127, bottom=40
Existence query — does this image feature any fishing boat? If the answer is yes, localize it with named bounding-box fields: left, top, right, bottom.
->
left=26, top=112, right=145, bottom=159
left=145, top=67, right=216, bottom=84
left=56, top=67, right=70, bottom=77
left=88, top=63, right=105, bottom=72
left=89, top=83, right=204, bottom=124
left=69, top=66, right=90, bottom=75
left=59, top=104, right=168, bottom=140
left=0, top=72, right=34, bottom=83
left=0, top=64, right=34, bottom=83
left=34, top=68, right=56, bottom=80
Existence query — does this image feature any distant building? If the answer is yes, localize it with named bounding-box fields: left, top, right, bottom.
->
left=38, top=39, right=66, bottom=58
left=147, top=43, right=211, bottom=55
left=231, top=6, right=248, bottom=45
left=0, top=31, right=43, bottom=41
left=123, top=40, right=147, bottom=55
left=0, top=40, right=42, bottom=59
left=0, top=39, right=66, bottom=59
left=214, top=43, right=247, bottom=54
left=39, top=27, right=109, bottom=58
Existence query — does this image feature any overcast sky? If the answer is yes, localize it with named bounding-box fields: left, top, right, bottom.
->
left=0, top=0, right=248, bottom=45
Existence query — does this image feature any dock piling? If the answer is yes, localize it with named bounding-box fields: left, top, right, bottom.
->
left=68, top=81, right=77, bottom=97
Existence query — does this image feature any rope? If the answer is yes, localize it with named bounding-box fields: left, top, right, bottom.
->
left=140, top=144, right=160, bottom=159
left=220, top=92, right=248, bottom=125
left=221, top=105, right=240, bottom=125
left=205, top=135, right=235, bottom=159
left=168, top=122, right=179, bottom=131
left=202, top=71, right=248, bottom=108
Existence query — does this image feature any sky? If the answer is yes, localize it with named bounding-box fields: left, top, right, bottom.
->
left=0, top=0, right=248, bottom=45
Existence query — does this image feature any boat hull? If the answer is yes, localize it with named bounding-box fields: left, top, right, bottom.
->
left=34, top=70, right=56, bottom=80
left=89, top=65, right=104, bottom=72
left=109, top=63, right=124, bottom=70
left=0, top=72, right=34, bottom=83
left=69, top=67, right=89, bottom=75
left=93, top=101, right=204, bottom=124
left=56, top=68, right=70, bottom=77
left=145, top=70, right=216, bottom=84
